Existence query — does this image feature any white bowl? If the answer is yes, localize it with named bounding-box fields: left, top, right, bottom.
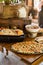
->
left=28, top=32, right=37, bottom=38
left=25, top=25, right=40, bottom=38
left=25, top=25, right=40, bottom=33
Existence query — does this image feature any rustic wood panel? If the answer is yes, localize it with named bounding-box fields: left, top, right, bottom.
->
left=28, top=0, right=32, bottom=7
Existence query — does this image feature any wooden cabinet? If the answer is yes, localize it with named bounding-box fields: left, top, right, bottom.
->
left=0, top=17, right=30, bottom=29
left=25, top=0, right=33, bottom=7
left=0, top=19, right=9, bottom=27
left=28, top=0, right=32, bottom=7
left=0, top=3, right=31, bottom=29
left=0, top=18, right=24, bottom=29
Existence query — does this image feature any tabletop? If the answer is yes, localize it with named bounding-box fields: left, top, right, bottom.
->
left=0, top=37, right=43, bottom=65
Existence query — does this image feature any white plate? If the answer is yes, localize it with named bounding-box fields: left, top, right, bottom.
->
left=35, top=36, right=43, bottom=43
left=39, top=28, right=43, bottom=33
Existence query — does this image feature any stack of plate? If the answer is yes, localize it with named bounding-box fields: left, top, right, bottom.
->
left=35, top=36, right=43, bottom=43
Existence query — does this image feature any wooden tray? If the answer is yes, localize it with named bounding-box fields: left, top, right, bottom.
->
left=11, top=48, right=43, bottom=64
left=11, top=42, right=43, bottom=64
left=0, top=35, right=25, bottom=43
left=12, top=51, right=42, bottom=64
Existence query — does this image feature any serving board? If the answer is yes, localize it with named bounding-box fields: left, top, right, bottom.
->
left=14, top=52, right=43, bottom=65
left=11, top=47, right=43, bottom=64
left=11, top=41, right=43, bottom=64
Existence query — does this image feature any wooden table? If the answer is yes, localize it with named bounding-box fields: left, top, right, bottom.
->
left=0, top=37, right=43, bottom=65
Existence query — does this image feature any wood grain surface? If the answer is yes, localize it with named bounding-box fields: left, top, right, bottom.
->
left=0, top=37, right=43, bottom=65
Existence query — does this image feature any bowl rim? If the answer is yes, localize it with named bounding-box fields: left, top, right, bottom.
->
left=25, top=25, right=40, bottom=30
